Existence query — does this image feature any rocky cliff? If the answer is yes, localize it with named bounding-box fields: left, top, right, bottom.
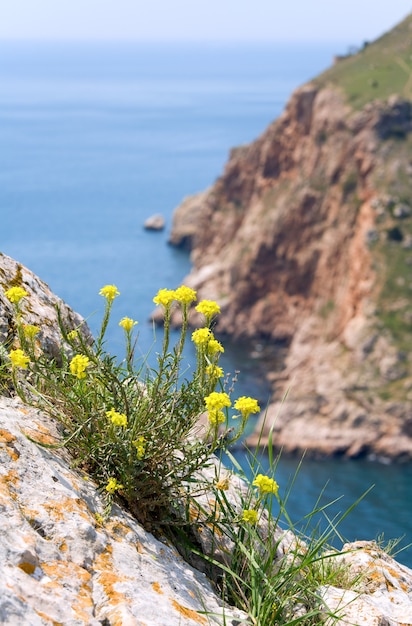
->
left=169, top=15, right=412, bottom=460
left=0, top=252, right=92, bottom=363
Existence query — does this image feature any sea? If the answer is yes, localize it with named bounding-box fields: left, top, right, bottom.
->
left=1, top=40, right=411, bottom=567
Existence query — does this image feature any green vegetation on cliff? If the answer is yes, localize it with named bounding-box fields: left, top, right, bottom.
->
left=315, top=13, right=412, bottom=109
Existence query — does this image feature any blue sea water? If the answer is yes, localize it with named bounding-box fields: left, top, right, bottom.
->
left=1, top=41, right=411, bottom=567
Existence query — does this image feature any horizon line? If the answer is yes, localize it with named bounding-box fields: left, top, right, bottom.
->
left=0, top=36, right=357, bottom=47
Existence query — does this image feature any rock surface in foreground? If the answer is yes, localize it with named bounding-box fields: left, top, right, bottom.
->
left=321, top=541, right=412, bottom=625
left=1, top=395, right=412, bottom=625
left=0, top=396, right=247, bottom=626
left=0, top=252, right=91, bottom=361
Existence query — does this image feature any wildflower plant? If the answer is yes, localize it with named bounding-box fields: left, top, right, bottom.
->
left=1, top=282, right=369, bottom=623
left=2, top=283, right=253, bottom=529
left=183, top=442, right=370, bottom=625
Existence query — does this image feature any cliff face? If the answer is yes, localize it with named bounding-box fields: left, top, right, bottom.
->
left=170, top=84, right=412, bottom=460
left=172, top=86, right=375, bottom=340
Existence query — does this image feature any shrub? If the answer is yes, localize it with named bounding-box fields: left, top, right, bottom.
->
left=2, top=284, right=256, bottom=530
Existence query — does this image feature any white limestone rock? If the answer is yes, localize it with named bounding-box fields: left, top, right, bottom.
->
left=0, top=396, right=248, bottom=626
left=0, top=252, right=91, bottom=361
left=321, top=541, right=412, bottom=625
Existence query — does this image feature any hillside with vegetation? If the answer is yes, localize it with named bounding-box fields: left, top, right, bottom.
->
left=315, top=13, right=412, bottom=109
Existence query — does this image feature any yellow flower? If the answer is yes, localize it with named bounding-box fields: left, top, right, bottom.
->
left=207, top=338, right=224, bottom=355
left=233, top=396, right=260, bottom=419
left=67, top=330, right=79, bottom=341
left=94, top=513, right=104, bottom=525
left=9, top=348, right=30, bottom=369
left=106, top=408, right=128, bottom=427
left=191, top=327, right=212, bottom=346
left=242, top=509, right=258, bottom=525
left=153, top=288, right=176, bottom=308
left=205, top=364, right=224, bottom=378
left=204, top=391, right=231, bottom=411
left=215, top=477, right=230, bottom=491
left=252, top=474, right=279, bottom=496
left=174, top=285, right=197, bottom=305
left=99, top=285, right=120, bottom=302
left=208, top=409, right=226, bottom=426
left=69, top=354, right=90, bottom=379
left=119, top=317, right=137, bottom=332
left=23, top=324, right=40, bottom=339
left=195, top=300, right=221, bottom=320
left=4, top=286, right=28, bottom=304
left=132, top=436, right=146, bottom=459
left=105, top=477, right=124, bottom=494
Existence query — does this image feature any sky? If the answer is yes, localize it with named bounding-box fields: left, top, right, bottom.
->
left=0, top=1, right=411, bottom=44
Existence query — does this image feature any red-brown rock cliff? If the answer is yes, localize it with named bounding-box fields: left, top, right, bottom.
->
left=170, top=84, right=412, bottom=460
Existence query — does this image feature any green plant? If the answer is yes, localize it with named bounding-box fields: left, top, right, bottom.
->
left=341, top=171, right=358, bottom=198
left=2, top=284, right=256, bottom=530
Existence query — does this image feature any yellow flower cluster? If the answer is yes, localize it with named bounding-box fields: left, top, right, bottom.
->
left=105, top=477, right=123, bottom=494
left=207, top=338, right=224, bottom=355
left=174, top=285, right=197, bottom=305
left=153, top=285, right=197, bottom=309
left=191, top=328, right=224, bottom=355
left=119, top=317, right=137, bottom=332
left=205, top=392, right=230, bottom=427
left=9, top=348, right=30, bottom=369
left=69, top=354, right=90, bottom=379
left=242, top=509, right=258, bottom=525
left=99, top=284, right=120, bottom=302
left=23, top=324, right=40, bottom=339
left=208, top=410, right=226, bottom=426
left=106, top=408, right=128, bottom=427
left=252, top=474, right=279, bottom=496
left=153, top=288, right=176, bottom=308
left=191, top=327, right=212, bottom=346
left=215, top=477, right=230, bottom=491
left=195, top=299, right=221, bottom=320
left=132, top=436, right=146, bottom=459
left=4, top=286, right=28, bottom=304
left=233, top=396, right=260, bottom=418
left=205, top=364, right=224, bottom=379
left=67, top=330, right=79, bottom=341
left=204, top=391, right=231, bottom=411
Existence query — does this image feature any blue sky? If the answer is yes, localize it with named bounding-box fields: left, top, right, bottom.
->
left=0, top=1, right=411, bottom=44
